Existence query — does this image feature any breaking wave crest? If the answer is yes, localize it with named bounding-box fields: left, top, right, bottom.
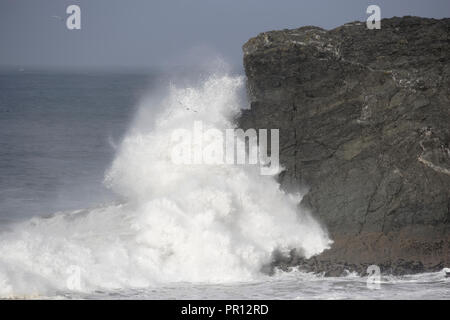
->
left=0, top=68, right=331, bottom=297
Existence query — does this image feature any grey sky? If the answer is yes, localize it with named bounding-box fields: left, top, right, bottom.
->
left=0, top=0, right=449, bottom=70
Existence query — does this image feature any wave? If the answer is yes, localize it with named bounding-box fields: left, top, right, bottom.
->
left=0, top=67, right=331, bottom=297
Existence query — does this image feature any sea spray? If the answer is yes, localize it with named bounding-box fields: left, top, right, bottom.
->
left=0, top=70, right=331, bottom=297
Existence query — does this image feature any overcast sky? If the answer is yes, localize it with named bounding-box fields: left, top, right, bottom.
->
left=0, top=0, right=449, bottom=70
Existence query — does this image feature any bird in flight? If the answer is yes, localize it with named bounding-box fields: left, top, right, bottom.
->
left=51, top=15, right=64, bottom=21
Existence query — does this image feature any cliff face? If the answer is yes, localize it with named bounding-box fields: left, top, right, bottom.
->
left=239, top=16, right=450, bottom=275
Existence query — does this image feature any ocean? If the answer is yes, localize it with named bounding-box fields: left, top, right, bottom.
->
left=0, top=70, right=448, bottom=299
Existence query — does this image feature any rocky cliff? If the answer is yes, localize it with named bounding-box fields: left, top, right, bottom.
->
left=239, top=16, right=450, bottom=275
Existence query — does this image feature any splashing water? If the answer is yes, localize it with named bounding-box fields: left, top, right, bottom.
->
left=0, top=71, right=331, bottom=298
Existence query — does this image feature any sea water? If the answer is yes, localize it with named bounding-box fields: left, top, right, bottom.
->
left=0, top=68, right=448, bottom=299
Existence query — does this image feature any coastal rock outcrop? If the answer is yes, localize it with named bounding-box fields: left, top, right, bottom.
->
left=239, top=16, right=450, bottom=275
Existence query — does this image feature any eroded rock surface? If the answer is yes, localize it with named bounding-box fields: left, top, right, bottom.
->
left=239, top=16, right=450, bottom=275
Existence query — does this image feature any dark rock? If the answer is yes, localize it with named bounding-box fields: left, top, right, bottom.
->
left=239, top=16, right=450, bottom=275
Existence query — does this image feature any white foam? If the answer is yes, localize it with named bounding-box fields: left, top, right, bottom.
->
left=0, top=68, right=331, bottom=297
